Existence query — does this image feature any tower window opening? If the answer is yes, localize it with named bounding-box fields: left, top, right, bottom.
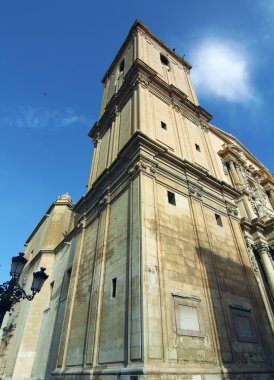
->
left=112, top=277, right=117, bottom=298
left=215, top=214, right=223, bottom=227
left=119, top=59, right=125, bottom=73
left=50, top=281, right=54, bottom=301
left=195, top=144, right=201, bottom=152
left=168, top=191, right=176, bottom=206
left=161, top=121, right=167, bottom=130
left=160, top=53, right=169, bottom=67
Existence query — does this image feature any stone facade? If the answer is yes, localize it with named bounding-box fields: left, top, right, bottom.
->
left=0, top=20, right=274, bottom=380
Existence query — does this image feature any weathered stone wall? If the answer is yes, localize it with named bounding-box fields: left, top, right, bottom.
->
left=53, top=176, right=142, bottom=375
left=0, top=196, right=73, bottom=379
left=141, top=169, right=274, bottom=378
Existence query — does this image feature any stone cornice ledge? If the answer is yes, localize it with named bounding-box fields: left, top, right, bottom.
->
left=52, top=365, right=274, bottom=376
left=75, top=132, right=240, bottom=215
left=240, top=216, right=274, bottom=233
left=89, top=58, right=212, bottom=141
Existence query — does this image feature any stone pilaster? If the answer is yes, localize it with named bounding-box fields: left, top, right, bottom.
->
left=227, top=160, right=241, bottom=187
left=268, top=188, right=274, bottom=209
left=255, top=242, right=274, bottom=298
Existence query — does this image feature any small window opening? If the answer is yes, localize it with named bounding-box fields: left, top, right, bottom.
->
left=161, top=121, right=167, bottom=130
left=160, top=53, right=169, bottom=66
left=112, top=278, right=117, bottom=298
left=50, top=281, right=54, bottom=300
left=168, top=191, right=176, bottom=206
left=195, top=144, right=201, bottom=152
left=119, top=59, right=125, bottom=73
left=215, top=214, right=223, bottom=227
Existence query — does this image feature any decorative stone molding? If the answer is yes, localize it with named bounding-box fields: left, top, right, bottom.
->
left=149, top=163, right=158, bottom=176
left=200, top=119, right=210, bottom=133
left=245, top=239, right=260, bottom=276
left=98, top=196, right=108, bottom=208
left=128, top=160, right=158, bottom=178
left=171, top=291, right=201, bottom=301
left=97, top=190, right=110, bottom=215
left=135, top=25, right=146, bottom=37
left=221, top=159, right=229, bottom=175
left=255, top=242, right=270, bottom=255
left=188, top=185, right=203, bottom=198
left=171, top=96, right=182, bottom=113
left=110, top=105, right=119, bottom=121
left=128, top=160, right=148, bottom=175
left=132, top=72, right=151, bottom=89
left=227, top=205, right=239, bottom=217
left=183, top=66, right=190, bottom=75
left=93, top=132, right=101, bottom=147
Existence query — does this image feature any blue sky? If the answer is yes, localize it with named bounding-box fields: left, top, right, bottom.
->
left=0, top=0, right=273, bottom=280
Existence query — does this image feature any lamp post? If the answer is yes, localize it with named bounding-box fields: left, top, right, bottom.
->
left=0, top=253, right=48, bottom=328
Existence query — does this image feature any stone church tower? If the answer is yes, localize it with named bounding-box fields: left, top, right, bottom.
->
left=1, top=20, right=274, bottom=380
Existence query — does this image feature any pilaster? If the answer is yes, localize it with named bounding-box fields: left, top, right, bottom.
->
left=255, top=242, right=274, bottom=298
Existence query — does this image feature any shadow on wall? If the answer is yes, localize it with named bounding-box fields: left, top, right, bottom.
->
left=195, top=245, right=274, bottom=375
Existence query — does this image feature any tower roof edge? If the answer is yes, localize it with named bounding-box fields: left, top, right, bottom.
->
left=101, top=19, right=192, bottom=83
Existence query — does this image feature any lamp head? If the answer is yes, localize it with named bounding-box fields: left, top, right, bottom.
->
left=31, top=267, right=48, bottom=293
left=10, top=252, right=27, bottom=278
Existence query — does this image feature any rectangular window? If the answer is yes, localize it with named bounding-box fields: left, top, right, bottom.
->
left=230, top=305, right=257, bottom=343
left=174, top=295, right=204, bottom=337
left=195, top=143, right=201, bottom=152
left=112, top=277, right=117, bottom=298
left=50, top=281, right=54, bottom=300
left=167, top=191, right=176, bottom=206
left=161, top=121, right=167, bottom=130
left=215, top=213, right=223, bottom=227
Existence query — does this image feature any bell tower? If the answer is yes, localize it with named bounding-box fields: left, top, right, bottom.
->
left=87, top=20, right=205, bottom=190
left=53, top=20, right=274, bottom=380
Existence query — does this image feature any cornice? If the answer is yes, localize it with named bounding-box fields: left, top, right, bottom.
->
left=240, top=216, right=274, bottom=235
left=211, top=124, right=273, bottom=177
left=89, top=59, right=212, bottom=141
left=77, top=132, right=240, bottom=218
left=217, top=145, right=246, bottom=166
left=24, top=197, right=73, bottom=246
left=258, top=168, right=274, bottom=188
left=27, top=248, right=55, bottom=266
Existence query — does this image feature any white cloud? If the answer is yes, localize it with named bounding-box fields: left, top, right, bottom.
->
left=1, top=106, right=89, bottom=130
left=190, top=39, right=253, bottom=102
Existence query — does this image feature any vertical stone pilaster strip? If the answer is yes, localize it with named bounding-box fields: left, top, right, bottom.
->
left=227, top=160, right=241, bottom=187
left=88, top=136, right=101, bottom=189
left=200, top=125, right=219, bottom=178
left=268, top=188, right=274, bottom=209
left=245, top=239, right=274, bottom=331
left=57, top=220, right=86, bottom=370
left=92, top=203, right=111, bottom=367
left=256, top=243, right=274, bottom=299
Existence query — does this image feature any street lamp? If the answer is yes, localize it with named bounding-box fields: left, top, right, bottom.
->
left=0, top=253, right=48, bottom=327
